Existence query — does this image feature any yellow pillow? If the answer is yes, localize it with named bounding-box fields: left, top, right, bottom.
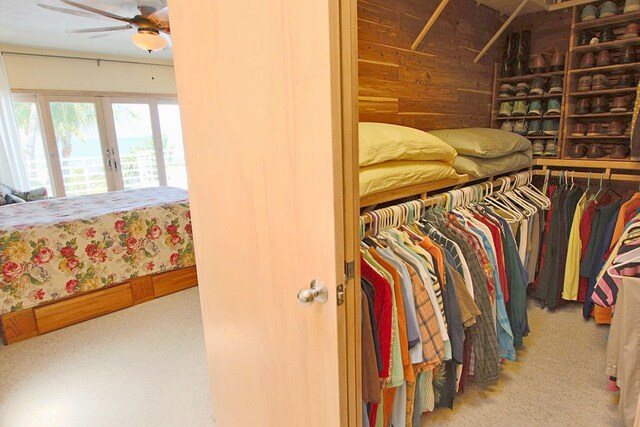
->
left=359, top=160, right=458, bottom=196
left=359, top=122, right=457, bottom=167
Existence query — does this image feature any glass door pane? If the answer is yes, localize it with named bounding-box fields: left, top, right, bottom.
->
left=13, top=101, right=54, bottom=195
left=111, top=103, right=160, bottom=189
left=158, top=104, right=188, bottom=188
left=49, top=101, right=109, bottom=197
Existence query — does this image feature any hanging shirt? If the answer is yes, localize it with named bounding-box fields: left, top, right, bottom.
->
left=377, top=247, right=422, bottom=362
left=563, top=192, right=587, bottom=301
left=362, top=250, right=404, bottom=388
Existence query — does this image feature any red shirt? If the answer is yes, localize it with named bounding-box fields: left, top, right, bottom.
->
left=476, top=213, right=510, bottom=304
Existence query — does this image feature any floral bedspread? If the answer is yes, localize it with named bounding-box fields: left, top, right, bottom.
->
left=0, top=187, right=195, bottom=315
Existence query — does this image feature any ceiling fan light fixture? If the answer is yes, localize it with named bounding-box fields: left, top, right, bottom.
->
left=131, top=28, right=167, bottom=53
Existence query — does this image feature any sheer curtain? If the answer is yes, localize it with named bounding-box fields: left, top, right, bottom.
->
left=0, top=52, right=29, bottom=190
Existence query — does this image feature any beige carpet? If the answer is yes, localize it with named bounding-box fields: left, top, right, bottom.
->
left=0, top=291, right=623, bottom=426
left=424, top=300, right=622, bottom=426
left=0, top=288, right=215, bottom=427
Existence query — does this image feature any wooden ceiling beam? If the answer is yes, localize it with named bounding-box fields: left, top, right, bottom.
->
left=411, top=0, right=450, bottom=51
left=474, top=0, right=530, bottom=63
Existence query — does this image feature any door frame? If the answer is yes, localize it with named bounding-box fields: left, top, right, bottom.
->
left=334, top=0, right=361, bottom=425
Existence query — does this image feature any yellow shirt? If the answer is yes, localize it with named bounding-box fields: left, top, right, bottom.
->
left=562, top=193, right=587, bottom=301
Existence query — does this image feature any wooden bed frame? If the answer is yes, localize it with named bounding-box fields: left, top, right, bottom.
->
left=0, top=266, right=198, bottom=345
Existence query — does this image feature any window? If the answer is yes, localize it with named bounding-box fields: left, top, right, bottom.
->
left=11, top=94, right=186, bottom=197
left=12, top=99, right=53, bottom=195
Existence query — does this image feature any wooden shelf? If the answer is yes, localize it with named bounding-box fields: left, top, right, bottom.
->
left=568, top=111, right=634, bottom=118
left=572, top=36, right=640, bottom=53
left=495, top=93, right=563, bottom=102
left=570, top=61, right=640, bottom=75
left=360, top=175, right=470, bottom=207
left=496, top=70, right=565, bottom=83
left=534, top=158, right=640, bottom=169
left=566, top=135, right=630, bottom=139
left=569, top=87, right=637, bottom=96
left=527, top=135, right=561, bottom=139
left=573, top=11, right=640, bottom=30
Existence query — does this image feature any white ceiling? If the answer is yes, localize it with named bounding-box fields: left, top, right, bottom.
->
left=0, top=0, right=172, bottom=62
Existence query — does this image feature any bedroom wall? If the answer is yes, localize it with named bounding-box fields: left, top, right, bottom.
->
left=1, top=46, right=176, bottom=95
left=357, top=0, right=504, bottom=131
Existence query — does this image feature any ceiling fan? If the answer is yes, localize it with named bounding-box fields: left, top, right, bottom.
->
left=38, top=0, right=171, bottom=53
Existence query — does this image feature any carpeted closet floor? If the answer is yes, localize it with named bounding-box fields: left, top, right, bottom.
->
left=0, top=290, right=621, bottom=427
left=424, top=300, right=621, bottom=427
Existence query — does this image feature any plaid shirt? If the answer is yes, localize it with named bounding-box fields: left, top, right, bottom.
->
left=436, top=223, right=500, bottom=386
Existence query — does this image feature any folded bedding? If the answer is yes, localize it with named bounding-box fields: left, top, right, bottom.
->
left=360, top=160, right=458, bottom=197
left=452, top=151, right=533, bottom=179
left=359, top=122, right=457, bottom=167
left=429, top=128, right=531, bottom=158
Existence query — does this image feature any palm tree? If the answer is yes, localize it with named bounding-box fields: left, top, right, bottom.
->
left=49, top=102, right=97, bottom=157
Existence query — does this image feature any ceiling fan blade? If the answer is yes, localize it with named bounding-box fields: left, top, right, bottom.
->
left=149, top=7, right=170, bottom=32
left=137, top=6, right=156, bottom=17
left=66, top=25, right=133, bottom=34
left=60, top=0, right=133, bottom=23
left=37, top=3, right=105, bottom=20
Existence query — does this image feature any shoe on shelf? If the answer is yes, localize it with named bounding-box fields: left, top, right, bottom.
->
left=500, top=120, right=515, bottom=132
left=577, top=75, right=593, bottom=92
left=599, top=1, right=619, bottom=18
left=498, top=101, right=514, bottom=117
left=610, top=144, right=630, bottom=159
left=596, top=50, right=612, bottom=67
left=542, top=119, right=560, bottom=135
left=620, top=23, right=639, bottom=39
left=607, top=120, right=626, bottom=135
left=572, top=122, right=588, bottom=136
left=528, top=119, right=542, bottom=135
left=619, top=46, right=638, bottom=64
left=515, top=82, right=530, bottom=96
left=529, top=99, right=544, bottom=116
left=499, top=83, right=516, bottom=98
left=611, top=95, right=631, bottom=112
left=546, top=98, right=562, bottom=115
left=624, top=0, right=640, bottom=14
left=513, top=120, right=528, bottom=135
left=587, top=122, right=605, bottom=135
left=614, top=74, right=634, bottom=88
left=544, top=140, right=559, bottom=157
left=578, top=31, right=597, bottom=46
left=531, top=55, right=548, bottom=74
left=581, top=4, right=598, bottom=21
left=532, top=139, right=546, bottom=156
left=587, top=144, right=605, bottom=158
left=575, top=98, right=591, bottom=115
left=512, top=100, right=528, bottom=116
left=570, top=143, right=588, bottom=158
left=548, top=75, right=563, bottom=94
left=580, top=52, right=596, bottom=69
left=600, top=26, right=618, bottom=42
left=550, top=51, right=565, bottom=71
left=530, top=77, right=546, bottom=95
left=592, top=96, right=608, bottom=113
left=592, top=74, right=610, bottom=91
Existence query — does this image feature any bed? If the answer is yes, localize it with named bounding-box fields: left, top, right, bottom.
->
left=0, top=187, right=197, bottom=344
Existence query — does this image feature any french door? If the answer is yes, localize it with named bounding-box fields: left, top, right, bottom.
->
left=12, top=94, right=185, bottom=198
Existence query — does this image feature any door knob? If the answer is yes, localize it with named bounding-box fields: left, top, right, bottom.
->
left=297, top=280, right=328, bottom=305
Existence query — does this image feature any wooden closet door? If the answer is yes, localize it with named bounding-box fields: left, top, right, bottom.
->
left=169, top=0, right=355, bottom=426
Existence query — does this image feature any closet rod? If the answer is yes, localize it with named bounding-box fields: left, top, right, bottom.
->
left=532, top=169, right=640, bottom=183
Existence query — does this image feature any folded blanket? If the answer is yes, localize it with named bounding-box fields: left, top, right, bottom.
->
left=360, top=160, right=458, bottom=196
left=452, top=151, right=533, bottom=179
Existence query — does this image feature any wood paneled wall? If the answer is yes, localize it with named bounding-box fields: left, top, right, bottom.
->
left=357, top=0, right=504, bottom=131
left=510, top=9, right=573, bottom=62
